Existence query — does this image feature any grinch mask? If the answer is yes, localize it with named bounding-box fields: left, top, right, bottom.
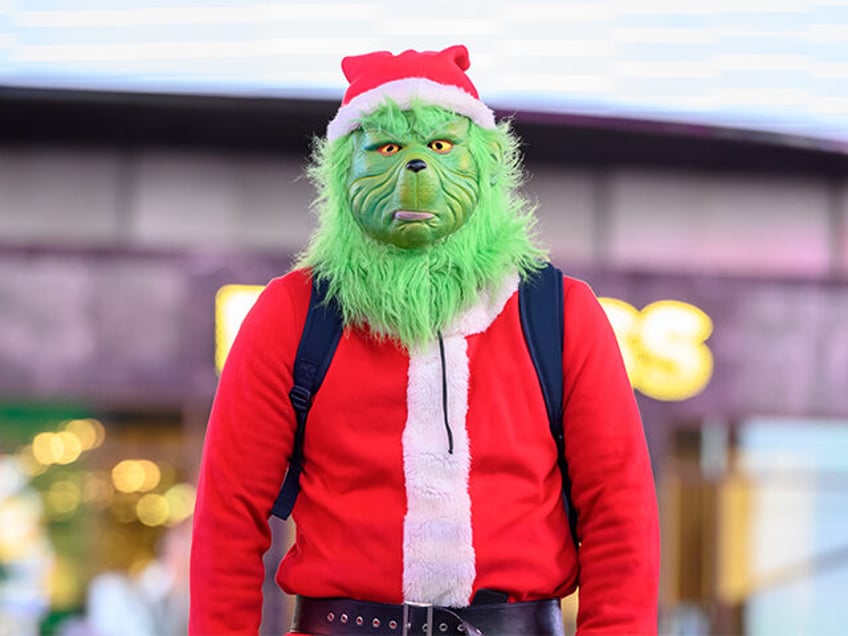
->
left=347, top=113, right=478, bottom=249
left=297, top=101, right=546, bottom=347
left=296, top=46, right=546, bottom=346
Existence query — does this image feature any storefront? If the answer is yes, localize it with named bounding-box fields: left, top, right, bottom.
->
left=583, top=270, right=848, bottom=635
left=1, top=244, right=846, bottom=635
left=0, top=245, right=283, bottom=635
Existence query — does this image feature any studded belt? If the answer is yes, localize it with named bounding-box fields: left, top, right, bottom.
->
left=290, top=595, right=565, bottom=636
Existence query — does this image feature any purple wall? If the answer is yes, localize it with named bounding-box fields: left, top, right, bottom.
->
left=0, top=245, right=289, bottom=405
left=1, top=246, right=846, bottom=423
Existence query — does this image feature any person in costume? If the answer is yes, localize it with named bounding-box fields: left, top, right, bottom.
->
left=190, top=45, right=659, bottom=636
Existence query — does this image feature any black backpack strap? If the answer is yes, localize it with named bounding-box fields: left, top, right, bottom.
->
left=518, top=263, right=579, bottom=550
left=270, top=276, right=343, bottom=520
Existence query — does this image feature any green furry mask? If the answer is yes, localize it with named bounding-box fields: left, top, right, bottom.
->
left=296, top=101, right=546, bottom=347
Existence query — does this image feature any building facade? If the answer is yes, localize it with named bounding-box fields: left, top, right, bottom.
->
left=1, top=90, right=847, bottom=635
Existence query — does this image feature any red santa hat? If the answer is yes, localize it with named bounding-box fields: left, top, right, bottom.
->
left=326, top=44, right=496, bottom=141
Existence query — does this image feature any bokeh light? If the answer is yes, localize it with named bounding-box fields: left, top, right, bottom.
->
left=164, top=483, right=196, bottom=526
left=53, top=431, right=82, bottom=465
left=136, top=493, right=170, bottom=527
left=23, top=420, right=106, bottom=474
left=30, top=431, right=84, bottom=466
left=63, top=418, right=106, bottom=450
left=45, top=480, right=82, bottom=518
left=111, top=459, right=161, bottom=493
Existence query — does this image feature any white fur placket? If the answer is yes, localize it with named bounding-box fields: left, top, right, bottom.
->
left=402, top=273, right=519, bottom=606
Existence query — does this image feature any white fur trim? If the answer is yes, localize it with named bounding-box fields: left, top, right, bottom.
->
left=327, top=77, right=496, bottom=140
left=446, top=272, right=519, bottom=338
left=403, top=334, right=473, bottom=606
left=401, top=273, right=518, bottom=606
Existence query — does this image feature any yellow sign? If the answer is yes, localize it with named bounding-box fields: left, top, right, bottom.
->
left=215, top=286, right=714, bottom=401
left=214, top=284, right=264, bottom=373
left=599, top=298, right=714, bottom=401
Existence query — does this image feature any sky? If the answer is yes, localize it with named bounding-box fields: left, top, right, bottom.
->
left=1, top=0, right=847, bottom=142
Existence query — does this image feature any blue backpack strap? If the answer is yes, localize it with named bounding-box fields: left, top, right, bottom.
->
left=518, top=263, right=579, bottom=550
left=270, top=275, right=343, bottom=520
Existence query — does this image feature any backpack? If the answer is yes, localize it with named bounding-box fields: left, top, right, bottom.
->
left=270, top=263, right=579, bottom=551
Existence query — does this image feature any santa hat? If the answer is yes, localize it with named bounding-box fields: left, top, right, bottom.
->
left=326, top=44, right=496, bottom=141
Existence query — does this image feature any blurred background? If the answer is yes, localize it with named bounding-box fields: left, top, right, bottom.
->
left=1, top=1, right=847, bottom=635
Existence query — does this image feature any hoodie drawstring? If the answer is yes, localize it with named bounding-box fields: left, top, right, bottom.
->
left=437, top=331, right=454, bottom=455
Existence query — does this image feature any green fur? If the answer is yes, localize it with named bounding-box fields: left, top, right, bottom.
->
left=296, top=101, right=547, bottom=347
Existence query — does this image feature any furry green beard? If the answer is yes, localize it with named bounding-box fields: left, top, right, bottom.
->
left=296, top=103, right=547, bottom=348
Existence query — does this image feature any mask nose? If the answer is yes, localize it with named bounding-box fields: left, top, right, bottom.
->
left=406, top=159, right=427, bottom=173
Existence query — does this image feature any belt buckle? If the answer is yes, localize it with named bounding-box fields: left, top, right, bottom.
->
left=402, top=601, right=434, bottom=636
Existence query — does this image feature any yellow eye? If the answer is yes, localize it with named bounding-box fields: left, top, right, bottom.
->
left=377, top=143, right=401, bottom=156
left=428, top=140, right=453, bottom=154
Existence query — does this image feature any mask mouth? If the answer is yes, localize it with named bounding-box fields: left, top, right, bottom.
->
left=394, top=210, right=434, bottom=222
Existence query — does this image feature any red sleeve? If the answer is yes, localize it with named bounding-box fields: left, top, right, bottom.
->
left=561, top=279, right=660, bottom=635
left=189, top=272, right=309, bottom=636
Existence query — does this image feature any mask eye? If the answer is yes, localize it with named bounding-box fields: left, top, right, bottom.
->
left=428, top=139, right=453, bottom=154
left=377, top=143, right=402, bottom=156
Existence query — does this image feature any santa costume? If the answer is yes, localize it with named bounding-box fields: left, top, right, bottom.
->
left=190, top=45, right=659, bottom=636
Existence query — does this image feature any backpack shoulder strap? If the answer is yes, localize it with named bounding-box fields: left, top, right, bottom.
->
left=270, top=275, right=343, bottom=520
left=518, top=263, right=579, bottom=550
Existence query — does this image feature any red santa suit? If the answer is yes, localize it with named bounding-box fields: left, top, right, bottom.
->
left=190, top=268, right=660, bottom=635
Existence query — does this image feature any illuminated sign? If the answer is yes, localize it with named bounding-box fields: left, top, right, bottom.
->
left=599, top=298, right=714, bottom=401
left=215, top=286, right=714, bottom=401
left=214, top=284, right=264, bottom=374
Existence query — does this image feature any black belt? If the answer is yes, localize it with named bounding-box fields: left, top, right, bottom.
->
left=291, top=595, right=565, bottom=636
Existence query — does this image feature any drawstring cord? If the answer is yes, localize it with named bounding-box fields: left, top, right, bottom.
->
left=437, top=331, right=454, bottom=454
